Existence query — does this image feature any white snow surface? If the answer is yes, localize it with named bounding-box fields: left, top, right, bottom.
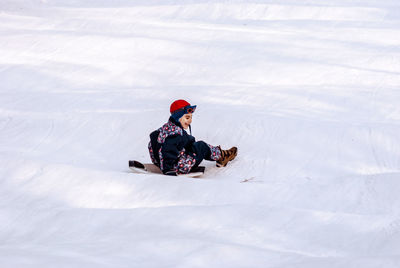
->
left=1, top=0, right=400, bottom=267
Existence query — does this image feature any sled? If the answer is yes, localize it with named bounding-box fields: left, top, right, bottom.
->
left=129, top=160, right=205, bottom=178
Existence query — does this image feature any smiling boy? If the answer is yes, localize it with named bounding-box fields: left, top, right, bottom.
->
left=148, top=99, right=237, bottom=176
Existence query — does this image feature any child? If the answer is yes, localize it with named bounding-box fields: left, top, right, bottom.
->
left=148, top=99, right=237, bottom=176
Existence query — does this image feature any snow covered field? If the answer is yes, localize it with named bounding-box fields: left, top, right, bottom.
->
left=1, top=0, right=400, bottom=267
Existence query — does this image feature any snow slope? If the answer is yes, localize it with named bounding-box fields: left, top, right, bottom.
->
left=1, top=0, right=400, bottom=267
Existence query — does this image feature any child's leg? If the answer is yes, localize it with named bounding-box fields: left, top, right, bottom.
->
left=191, top=141, right=221, bottom=166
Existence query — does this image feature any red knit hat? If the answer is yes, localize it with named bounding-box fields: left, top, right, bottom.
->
left=170, top=99, right=191, bottom=114
left=169, top=99, right=196, bottom=122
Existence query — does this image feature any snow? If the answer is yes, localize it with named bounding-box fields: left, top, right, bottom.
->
left=1, top=0, right=400, bottom=267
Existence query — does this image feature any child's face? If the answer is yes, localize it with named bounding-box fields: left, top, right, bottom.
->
left=179, top=113, right=192, bottom=130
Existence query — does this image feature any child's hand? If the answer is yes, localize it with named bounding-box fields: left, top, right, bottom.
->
left=164, top=170, right=177, bottom=176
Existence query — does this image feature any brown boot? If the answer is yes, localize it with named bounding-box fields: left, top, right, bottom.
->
left=216, top=146, right=238, bottom=167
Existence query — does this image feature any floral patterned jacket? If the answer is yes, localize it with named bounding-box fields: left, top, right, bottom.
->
left=148, top=117, right=197, bottom=174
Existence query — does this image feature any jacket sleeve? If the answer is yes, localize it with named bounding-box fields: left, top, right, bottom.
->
left=187, top=135, right=196, bottom=146
left=160, top=135, right=181, bottom=173
left=184, top=135, right=196, bottom=155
